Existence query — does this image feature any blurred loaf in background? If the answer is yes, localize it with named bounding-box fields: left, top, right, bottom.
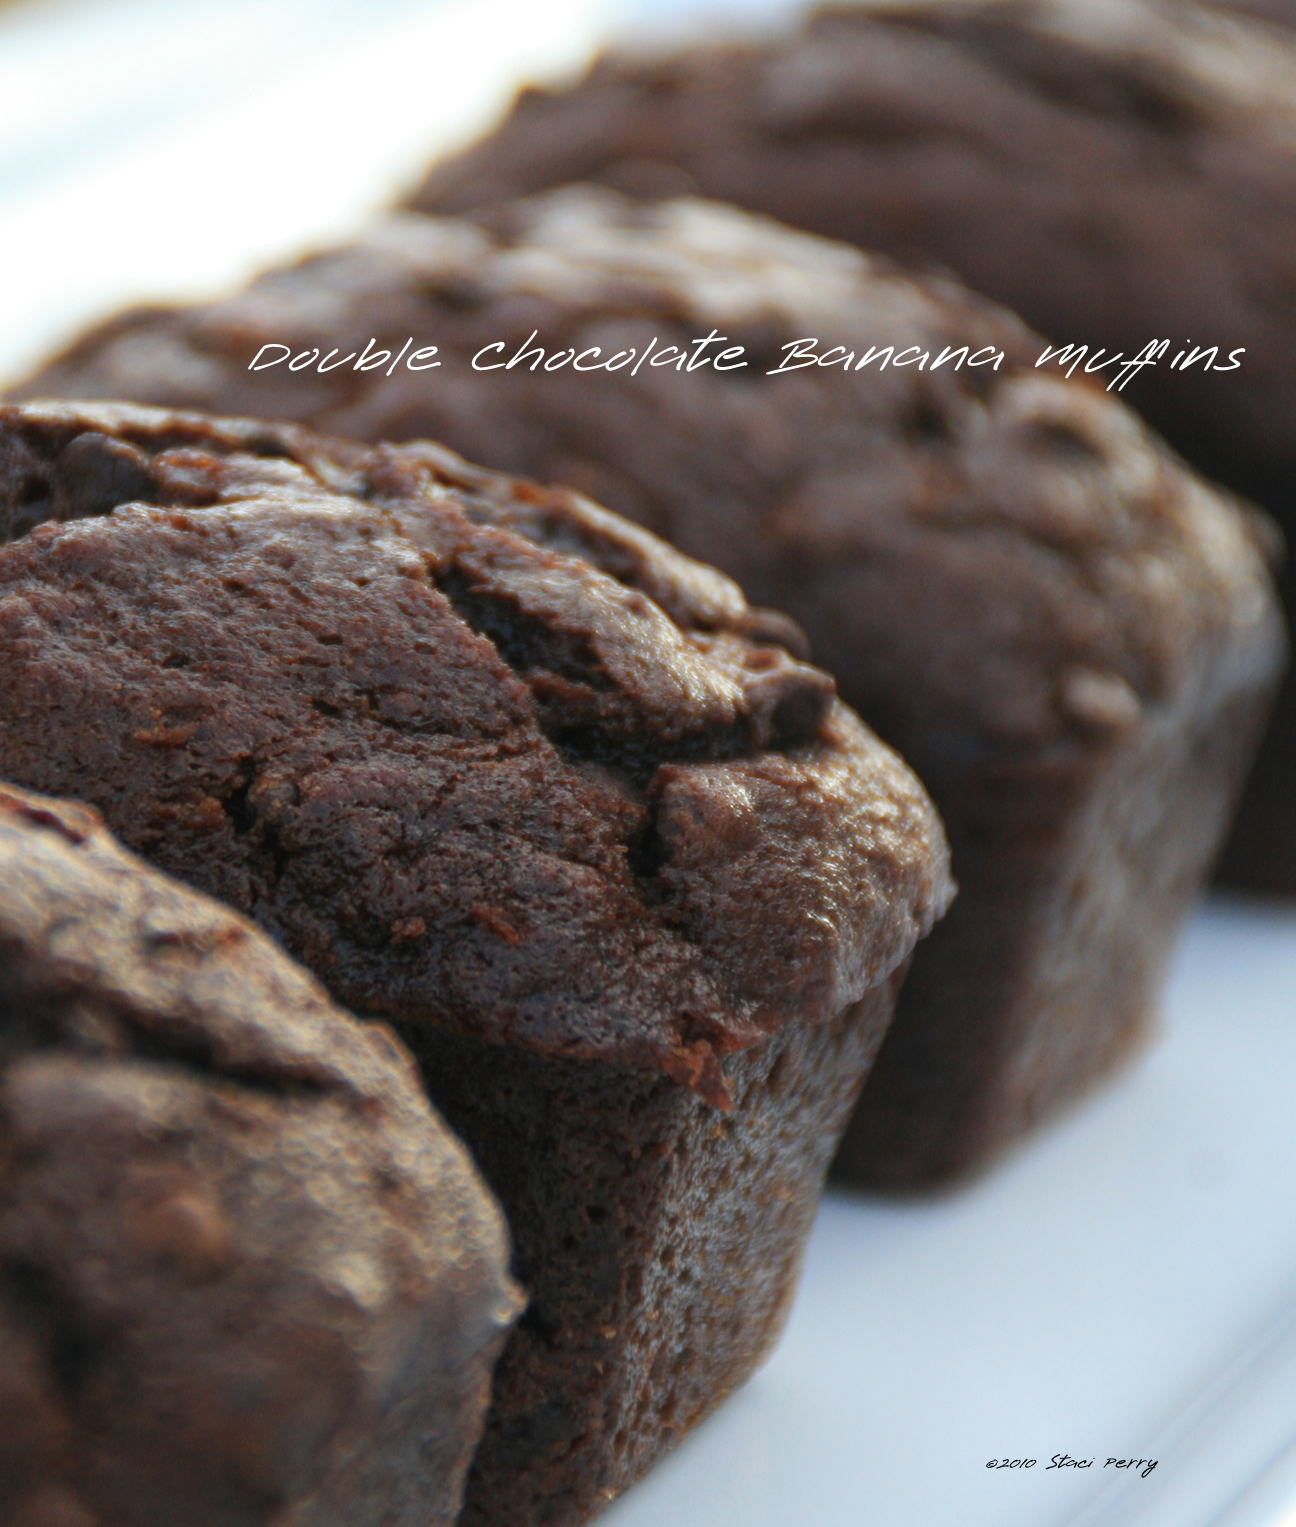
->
left=387, top=0, right=1296, bottom=894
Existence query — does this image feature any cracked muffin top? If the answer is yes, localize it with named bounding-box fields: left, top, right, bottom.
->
left=0, top=402, right=952, bottom=1106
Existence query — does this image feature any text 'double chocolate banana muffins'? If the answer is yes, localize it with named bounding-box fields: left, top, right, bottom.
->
left=18, top=192, right=1283, bottom=1186
left=0, top=783, right=520, bottom=1527
left=383, top=0, right=1296, bottom=894
left=0, top=401, right=953, bottom=1526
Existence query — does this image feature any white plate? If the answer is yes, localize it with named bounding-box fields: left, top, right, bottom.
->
left=0, top=0, right=621, bottom=383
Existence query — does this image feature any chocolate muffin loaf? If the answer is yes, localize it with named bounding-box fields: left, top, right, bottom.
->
left=1214, top=0, right=1296, bottom=22
left=385, top=0, right=1296, bottom=893
left=14, top=194, right=1282, bottom=1186
left=0, top=783, right=520, bottom=1527
left=0, top=401, right=952, bottom=1525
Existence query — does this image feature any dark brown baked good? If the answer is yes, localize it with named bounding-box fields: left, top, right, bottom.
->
left=13, top=195, right=1282, bottom=1188
left=0, top=400, right=952, bottom=1524
left=385, top=0, right=1296, bottom=893
left=1213, top=0, right=1296, bottom=23
left=0, top=782, right=520, bottom=1527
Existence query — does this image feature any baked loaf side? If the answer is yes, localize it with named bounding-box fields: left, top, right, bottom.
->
left=0, top=400, right=953, bottom=1524
left=408, top=971, right=902, bottom=1527
left=0, top=784, right=520, bottom=1527
left=10, top=195, right=1282, bottom=1183
left=387, top=0, right=1296, bottom=892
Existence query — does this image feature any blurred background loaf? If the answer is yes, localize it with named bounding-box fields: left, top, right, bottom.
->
left=396, top=0, right=1296, bottom=894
